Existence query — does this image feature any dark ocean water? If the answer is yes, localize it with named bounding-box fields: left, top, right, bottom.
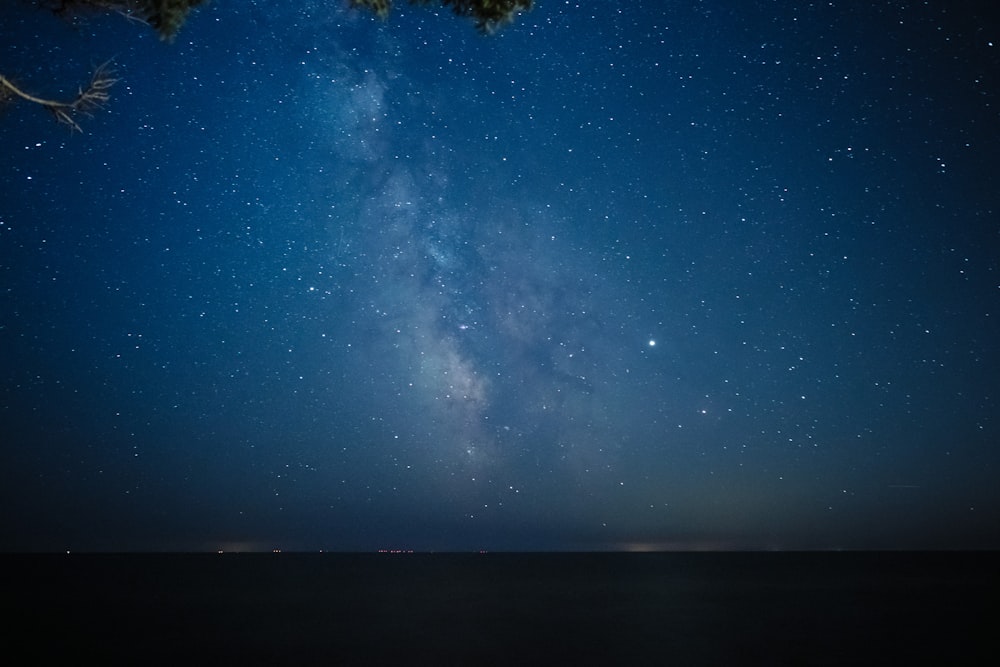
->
left=5, top=551, right=995, bottom=665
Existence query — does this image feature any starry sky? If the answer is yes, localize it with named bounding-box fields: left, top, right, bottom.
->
left=1, top=1, right=998, bottom=552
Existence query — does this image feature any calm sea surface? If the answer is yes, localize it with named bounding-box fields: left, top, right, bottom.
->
left=5, top=551, right=995, bottom=665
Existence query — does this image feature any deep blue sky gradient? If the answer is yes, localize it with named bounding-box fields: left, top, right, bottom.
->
left=2, top=1, right=998, bottom=551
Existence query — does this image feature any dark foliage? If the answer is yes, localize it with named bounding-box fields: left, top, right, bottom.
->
left=353, top=0, right=534, bottom=33
left=42, top=0, right=209, bottom=40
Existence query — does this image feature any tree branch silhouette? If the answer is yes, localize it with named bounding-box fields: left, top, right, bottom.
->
left=351, top=0, right=534, bottom=33
left=7, top=0, right=532, bottom=135
left=0, top=61, right=117, bottom=132
left=41, top=0, right=208, bottom=41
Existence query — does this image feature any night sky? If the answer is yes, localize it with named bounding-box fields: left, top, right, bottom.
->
left=2, top=1, right=998, bottom=552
